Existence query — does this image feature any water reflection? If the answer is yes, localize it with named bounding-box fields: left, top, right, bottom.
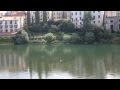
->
left=0, top=44, right=120, bottom=79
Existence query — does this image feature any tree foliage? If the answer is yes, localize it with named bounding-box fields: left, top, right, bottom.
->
left=13, top=30, right=29, bottom=45
left=27, top=11, right=31, bottom=27
left=82, top=11, right=93, bottom=30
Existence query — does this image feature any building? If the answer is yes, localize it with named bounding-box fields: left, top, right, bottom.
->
left=47, top=11, right=52, bottom=21
left=0, top=15, right=25, bottom=34
left=0, top=11, right=6, bottom=17
left=67, top=11, right=84, bottom=28
left=104, top=11, right=117, bottom=17
left=67, top=11, right=105, bottom=28
left=52, top=11, right=64, bottom=21
left=91, top=11, right=104, bottom=27
left=105, top=16, right=120, bottom=32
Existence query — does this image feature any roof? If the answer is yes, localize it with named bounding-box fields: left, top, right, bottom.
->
left=0, top=16, right=23, bottom=21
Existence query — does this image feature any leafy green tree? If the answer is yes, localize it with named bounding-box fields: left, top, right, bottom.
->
left=85, top=32, right=95, bottom=44
left=27, top=11, right=31, bottom=27
left=82, top=11, right=93, bottom=30
left=43, top=11, right=47, bottom=23
left=71, top=33, right=80, bottom=44
left=49, top=25, right=58, bottom=33
left=58, top=21, right=75, bottom=32
left=13, top=30, right=29, bottom=45
left=63, top=34, right=71, bottom=43
left=42, top=23, right=49, bottom=32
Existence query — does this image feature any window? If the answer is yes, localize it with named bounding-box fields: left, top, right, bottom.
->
left=71, top=13, right=73, bottom=16
left=80, top=22, right=82, bottom=25
left=98, top=15, right=100, bottom=18
left=15, top=29, right=17, bottom=32
left=10, top=20, right=12, bottom=24
left=75, top=12, right=77, bottom=15
left=119, top=24, right=120, bottom=29
left=98, top=21, right=100, bottom=23
left=5, top=21, right=7, bottom=24
left=93, top=11, right=95, bottom=13
left=71, top=18, right=73, bottom=21
left=5, top=30, right=8, bottom=32
left=110, top=25, right=113, bottom=30
left=80, top=17, right=81, bottom=20
left=10, top=25, right=13, bottom=28
left=15, top=21, right=17, bottom=24
left=76, top=18, right=77, bottom=21
left=80, top=12, right=81, bottom=15
left=110, top=20, right=113, bottom=23
left=5, top=25, right=8, bottom=28
left=94, top=21, right=95, bottom=23
left=10, top=29, right=13, bottom=32
left=0, top=26, right=2, bottom=29
left=14, top=25, right=18, bottom=28
left=93, top=16, right=95, bottom=19
left=98, top=11, right=100, bottom=13
left=119, top=19, right=120, bottom=22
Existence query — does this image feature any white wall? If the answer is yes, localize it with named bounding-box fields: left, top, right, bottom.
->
left=70, top=11, right=84, bottom=28
left=91, top=11, right=104, bottom=27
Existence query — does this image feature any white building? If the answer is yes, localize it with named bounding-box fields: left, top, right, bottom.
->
left=67, top=11, right=84, bottom=28
left=105, top=11, right=117, bottom=17
left=52, top=11, right=64, bottom=21
left=47, top=11, right=52, bottom=21
left=0, top=15, right=25, bottom=33
left=67, top=11, right=104, bottom=28
left=91, top=11, right=104, bottom=27
left=0, top=11, right=6, bottom=17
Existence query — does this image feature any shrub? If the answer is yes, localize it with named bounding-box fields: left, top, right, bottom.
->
left=13, top=30, right=29, bottom=45
left=63, top=34, right=71, bottom=43
left=56, top=32, right=64, bottom=41
left=85, top=32, right=95, bottom=44
left=49, top=25, right=58, bottom=33
left=71, top=33, right=80, bottom=44
left=44, top=33, right=56, bottom=43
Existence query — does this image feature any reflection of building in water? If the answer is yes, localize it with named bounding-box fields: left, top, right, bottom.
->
left=0, top=47, right=27, bottom=72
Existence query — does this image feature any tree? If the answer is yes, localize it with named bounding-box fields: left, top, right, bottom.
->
left=49, top=25, right=58, bottom=33
left=71, top=33, right=80, bottom=44
left=13, top=30, right=29, bottom=45
left=85, top=32, right=95, bottom=44
left=63, top=34, right=71, bottom=43
left=27, top=11, right=31, bottom=27
left=35, top=11, right=40, bottom=24
left=43, top=11, right=47, bottom=23
left=58, top=21, right=75, bottom=32
left=82, top=11, right=93, bottom=30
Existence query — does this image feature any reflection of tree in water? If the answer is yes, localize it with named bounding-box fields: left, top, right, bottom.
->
left=0, top=45, right=29, bottom=72
left=25, top=44, right=120, bottom=79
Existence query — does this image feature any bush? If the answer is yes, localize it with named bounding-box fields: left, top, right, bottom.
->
left=58, top=21, right=75, bottom=33
left=56, top=32, right=64, bottom=41
left=49, top=25, right=58, bottom=33
left=63, top=34, right=71, bottom=43
left=13, top=30, right=29, bottom=45
left=44, top=33, right=56, bottom=43
left=71, top=33, right=80, bottom=44
left=85, top=32, right=95, bottom=44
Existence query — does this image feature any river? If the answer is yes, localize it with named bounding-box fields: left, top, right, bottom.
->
left=0, top=44, right=120, bottom=79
